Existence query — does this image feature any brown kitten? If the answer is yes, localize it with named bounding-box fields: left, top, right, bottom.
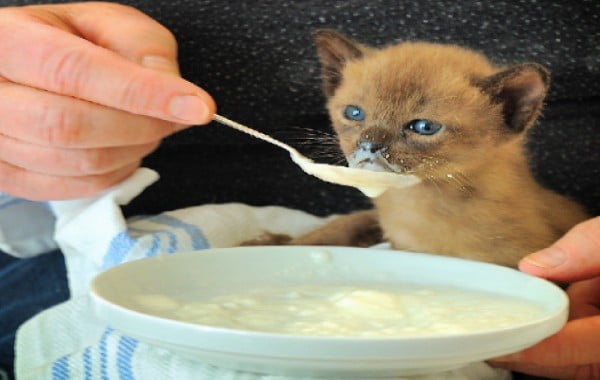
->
left=290, top=29, right=589, bottom=267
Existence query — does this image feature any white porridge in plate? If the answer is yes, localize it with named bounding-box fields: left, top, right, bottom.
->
left=133, top=284, right=544, bottom=337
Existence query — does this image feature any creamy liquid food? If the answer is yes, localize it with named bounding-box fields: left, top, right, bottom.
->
left=133, top=285, right=543, bottom=337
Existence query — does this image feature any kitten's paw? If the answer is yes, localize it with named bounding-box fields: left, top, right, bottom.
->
left=240, top=231, right=293, bottom=246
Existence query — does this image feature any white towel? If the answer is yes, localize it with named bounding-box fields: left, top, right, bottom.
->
left=14, top=168, right=510, bottom=380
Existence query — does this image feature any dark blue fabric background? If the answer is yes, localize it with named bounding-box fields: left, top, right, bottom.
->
left=0, top=250, right=69, bottom=378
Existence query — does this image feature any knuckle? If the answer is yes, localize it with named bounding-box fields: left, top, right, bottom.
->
left=118, top=72, right=155, bottom=113
left=77, top=149, right=109, bottom=174
left=36, top=101, right=81, bottom=146
left=44, top=46, right=90, bottom=95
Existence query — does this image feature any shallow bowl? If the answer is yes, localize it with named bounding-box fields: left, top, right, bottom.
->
left=90, top=246, right=567, bottom=377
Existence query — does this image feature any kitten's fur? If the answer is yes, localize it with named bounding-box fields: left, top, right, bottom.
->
left=272, top=30, right=588, bottom=267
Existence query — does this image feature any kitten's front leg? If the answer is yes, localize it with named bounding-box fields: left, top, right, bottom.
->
left=290, top=209, right=383, bottom=247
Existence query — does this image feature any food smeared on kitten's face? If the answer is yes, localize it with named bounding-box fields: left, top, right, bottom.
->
left=314, top=29, right=549, bottom=182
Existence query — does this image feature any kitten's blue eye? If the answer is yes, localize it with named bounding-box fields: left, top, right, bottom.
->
left=407, top=119, right=443, bottom=135
left=343, top=105, right=365, bottom=121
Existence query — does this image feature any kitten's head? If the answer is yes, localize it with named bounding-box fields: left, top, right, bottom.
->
left=313, top=29, right=549, bottom=182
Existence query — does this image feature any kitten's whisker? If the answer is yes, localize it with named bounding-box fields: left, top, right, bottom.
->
left=425, top=173, right=444, bottom=197
left=446, top=169, right=474, bottom=194
left=274, top=126, right=337, bottom=137
left=288, top=139, right=340, bottom=145
left=332, top=157, right=350, bottom=166
left=307, top=152, right=348, bottom=165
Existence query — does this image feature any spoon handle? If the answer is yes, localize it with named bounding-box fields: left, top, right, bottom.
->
left=213, top=114, right=302, bottom=157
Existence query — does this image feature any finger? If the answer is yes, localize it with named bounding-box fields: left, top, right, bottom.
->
left=0, top=133, right=159, bottom=176
left=50, top=3, right=180, bottom=74
left=0, top=81, right=178, bottom=148
left=567, top=278, right=600, bottom=320
left=0, top=12, right=215, bottom=125
left=492, top=316, right=600, bottom=366
left=519, top=217, right=600, bottom=282
left=0, top=159, right=140, bottom=201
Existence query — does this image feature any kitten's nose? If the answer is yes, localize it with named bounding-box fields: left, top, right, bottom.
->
left=357, top=140, right=386, bottom=154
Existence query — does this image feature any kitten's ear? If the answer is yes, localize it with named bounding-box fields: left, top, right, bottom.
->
left=313, top=29, right=366, bottom=97
left=478, top=63, right=550, bottom=133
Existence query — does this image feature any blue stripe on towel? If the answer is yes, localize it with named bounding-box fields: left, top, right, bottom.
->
left=144, top=230, right=177, bottom=255
left=99, top=327, right=114, bottom=380
left=129, top=227, right=178, bottom=256
left=117, top=335, right=138, bottom=380
left=102, top=232, right=137, bottom=269
left=149, top=214, right=209, bottom=250
left=150, top=229, right=178, bottom=254
left=101, top=213, right=208, bottom=269
left=51, top=355, right=70, bottom=380
left=145, top=233, right=160, bottom=258
left=159, top=229, right=178, bottom=253
left=83, top=347, right=92, bottom=380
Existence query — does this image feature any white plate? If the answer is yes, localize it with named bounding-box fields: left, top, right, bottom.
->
left=90, top=246, right=567, bottom=377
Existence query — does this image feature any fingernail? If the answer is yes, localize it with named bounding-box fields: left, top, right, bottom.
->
left=141, top=55, right=179, bottom=74
left=523, top=246, right=567, bottom=269
left=168, top=95, right=208, bottom=123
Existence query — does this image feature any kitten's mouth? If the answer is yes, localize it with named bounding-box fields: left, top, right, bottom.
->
left=347, top=154, right=399, bottom=174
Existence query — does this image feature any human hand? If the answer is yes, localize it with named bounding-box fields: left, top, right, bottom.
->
left=0, top=2, right=215, bottom=200
left=490, top=216, right=600, bottom=379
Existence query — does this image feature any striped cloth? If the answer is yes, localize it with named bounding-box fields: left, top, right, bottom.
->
left=11, top=168, right=509, bottom=380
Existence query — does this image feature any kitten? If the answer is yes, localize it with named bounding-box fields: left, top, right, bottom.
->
left=288, top=29, right=589, bottom=267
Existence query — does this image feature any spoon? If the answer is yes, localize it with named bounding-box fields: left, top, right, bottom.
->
left=212, top=114, right=420, bottom=197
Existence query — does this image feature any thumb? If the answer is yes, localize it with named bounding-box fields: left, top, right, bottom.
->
left=519, top=216, right=600, bottom=282
left=61, top=2, right=180, bottom=75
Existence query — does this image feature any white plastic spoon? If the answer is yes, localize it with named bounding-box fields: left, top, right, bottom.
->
left=213, top=114, right=421, bottom=197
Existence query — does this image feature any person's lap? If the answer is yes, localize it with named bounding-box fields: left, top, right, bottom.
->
left=0, top=249, right=69, bottom=379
